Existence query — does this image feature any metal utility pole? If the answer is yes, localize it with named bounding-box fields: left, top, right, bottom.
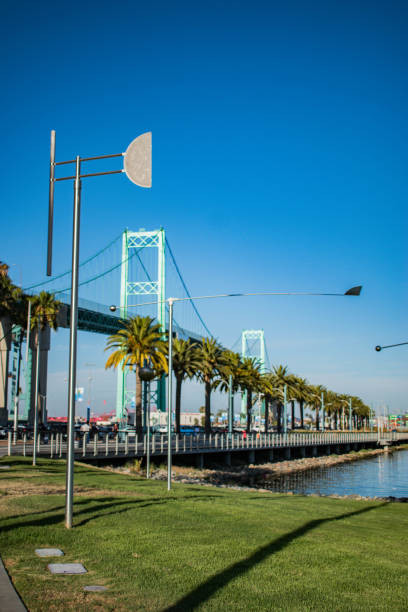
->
left=47, top=130, right=152, bottom=528
left=321, top=391, right=325, bottom=432
left=32, top=321, right=40, bottom=466
left=167, top=299, right=174, bottom=491
left=228, top=374, right=233, bottom=436
left=65, top=156, right=81, bottom=528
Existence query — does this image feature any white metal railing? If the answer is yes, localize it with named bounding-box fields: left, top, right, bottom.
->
left=5, top=430, right=408, bottom=460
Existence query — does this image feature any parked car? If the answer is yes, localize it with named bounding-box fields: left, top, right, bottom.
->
left=17, top=425, right=33, bottom=439
left=179, top=426, right=196, bottom=435
left=97, top=426, right=115, bottom=441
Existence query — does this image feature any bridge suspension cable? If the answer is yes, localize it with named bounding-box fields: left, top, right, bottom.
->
left=24, top=231, right=123, bottom=291
left=165, top=238, right=213, bottom=338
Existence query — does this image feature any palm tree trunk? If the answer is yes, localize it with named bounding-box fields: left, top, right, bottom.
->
left=300, top=400, right=304, bottom=429
left=277, top=402, right=282, bottom=433
left=0, top=317, right=11, bottom=426
left=264, top=396, right=269, bottom=433
left=291, top=400, right=295, bottom=430
left=315, top=407, right=319, bottom=430
left=204, top=380, right=212, bottom=434
left=135, top=366, right=143, bottom=435
left=175, top=375, right=182, bottom=434
left=246, top=390, right=252, bottom=432
left=334, top=411, right=338, bottom=430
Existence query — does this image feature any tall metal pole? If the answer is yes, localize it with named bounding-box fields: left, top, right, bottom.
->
left=146, top=379, right=151, bottom=478
left=65, top=156, right=81, bottom=529
left=321, top=391, right=325, bottom=432
left=349, top=398, right=352, bottom=431
left=228, top=374, right=233, bottom=436
left=13, top=395, right=18, bottom=444
left=13, top=333, right=22, bottom=444
left=32, top=321, right=40, bottom=466
left=25, top=300, right=31, bottom=363
left=47, top=130, right=56, bottom=277
left=283, top=384, right=287, bottom=434
left=167, top=299, right=174, bottom=490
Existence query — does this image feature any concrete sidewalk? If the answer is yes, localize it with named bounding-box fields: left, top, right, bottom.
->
left=0, top=556, right=27, bottom=611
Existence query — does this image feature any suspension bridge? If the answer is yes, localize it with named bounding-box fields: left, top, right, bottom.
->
left=7, top=228, right=269, bottom=427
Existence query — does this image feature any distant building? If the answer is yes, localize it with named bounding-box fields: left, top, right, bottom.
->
left=388, top=414, right=408, bottom=428
left=154, top=411, right=201, bottom=426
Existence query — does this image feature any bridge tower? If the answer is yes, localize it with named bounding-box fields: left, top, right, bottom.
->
left=241, top=330, right=266, bottom=425
left=116, top=228, right=166, bottom=422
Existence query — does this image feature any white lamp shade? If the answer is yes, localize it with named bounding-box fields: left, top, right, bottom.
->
left=124, top=132, right=152, bottom=187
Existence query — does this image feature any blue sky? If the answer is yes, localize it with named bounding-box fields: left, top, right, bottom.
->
left=1, top=0, right=407, bottom=416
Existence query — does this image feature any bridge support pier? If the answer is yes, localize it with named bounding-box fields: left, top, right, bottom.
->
left=248, top=450, right=255, bottom=464
left=196, top=453, right=204, bottom=469
left=224, top=452, right=231, bottom=466
left=299, top=447, right=306, bottom=458
left=284, top=448, right=291, bottom=460
left=312, top=446, right=318, bottom=457
left=267, top=450, right=274, bottom=462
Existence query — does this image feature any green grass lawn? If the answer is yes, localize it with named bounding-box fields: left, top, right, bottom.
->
left=0, top=456, right=407, bottom=612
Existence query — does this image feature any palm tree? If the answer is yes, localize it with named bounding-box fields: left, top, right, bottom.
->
left=195, top=337, right=223, bottom=434
left=352, top=397, right=370, bottom=429
left=30, top=291, right=61, bottom=332
left=216, top=350, right=243, bottom=394
left=269, top=365, right=295, bottom=433
left=28, top=291, right=61, bottom=424
left=0, top=261, right=9, bottom=279
left=0, top=270, right=23, bottom=425
left=0, top=274, right=21, bottom=318
left=259, top=372, right=275, bottom=433
left=307, top=384, right=326, bottom=430
left=105, top=315, right=167, bottom=435
left=291, top=377, right=309, bottom=430
left=324, top=390, right=339, bottom=430
left=170, top=338, right=200, bottom=433
left=214, top=350, right=243, bottom=430
left=240, top=357, right=262, bottom=432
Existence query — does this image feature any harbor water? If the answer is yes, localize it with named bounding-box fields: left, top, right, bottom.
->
left=265, top=449, right=408, bottom=498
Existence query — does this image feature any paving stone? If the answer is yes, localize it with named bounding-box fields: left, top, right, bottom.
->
left=84, top=585, right=108, bottom=592
left=48, top=563, right=87, bottom=574
left=35, top=548, right=64, bottom=557
left=0, top=465, right=11, bottom=469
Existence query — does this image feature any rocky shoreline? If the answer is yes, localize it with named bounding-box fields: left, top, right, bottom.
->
left=110, top=444, right=408, bottom=502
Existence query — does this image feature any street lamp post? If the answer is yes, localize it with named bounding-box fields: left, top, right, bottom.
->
left=228, top=374, right=233, bottom=437
left=110, top=284, right=361, bottom=490
left=375, top=341, right=408, bottom=351
left=85, top=363, right=95, bottom=424
left=139, top=364, right=155, bottom=479
left=48, top=131, right=151, bottom=528
left=167, top=298, right=174, bottom=490
left=283, top=384, right=288, bottom=434
left=32, top=320, right=40, bottom=466
left=321, top=391, right=325, bottom=432
left=309, top=392, right=324, bottom=431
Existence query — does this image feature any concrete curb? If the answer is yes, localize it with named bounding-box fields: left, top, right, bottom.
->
left=0, top=555, right=27, bottom=611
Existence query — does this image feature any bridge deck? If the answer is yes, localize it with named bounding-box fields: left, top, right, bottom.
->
left=6, top=432, right=408, bottom=462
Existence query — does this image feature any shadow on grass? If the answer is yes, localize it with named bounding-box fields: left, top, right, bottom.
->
left=0, top=494, right=224, bottom=532
left=163, top=502, right=388, bottom=612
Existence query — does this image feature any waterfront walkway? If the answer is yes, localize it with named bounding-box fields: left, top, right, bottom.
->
left=4, top=431, right=408, bottom=467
